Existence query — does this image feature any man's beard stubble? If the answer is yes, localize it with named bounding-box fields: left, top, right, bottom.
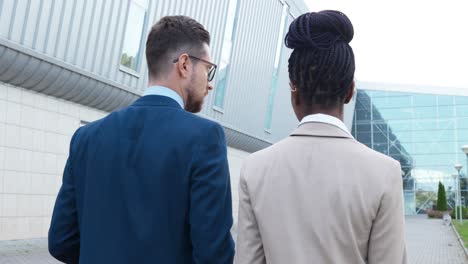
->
left=184, top=74, right=203, bottom=113
left=185, top=91, right=203, bottom=113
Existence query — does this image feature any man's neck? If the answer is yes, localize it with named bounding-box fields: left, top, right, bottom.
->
left=148, top=81, right=186, bottom=106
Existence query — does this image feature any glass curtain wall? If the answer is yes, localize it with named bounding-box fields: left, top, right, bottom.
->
left=352, top=89, right=468, bottom=215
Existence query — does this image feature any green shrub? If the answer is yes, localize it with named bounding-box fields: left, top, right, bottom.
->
left=450, top=206, right=468, bottom=219
left=437, top=182, right=448, bottom=212
left=427, top=209, right=444, bottom=219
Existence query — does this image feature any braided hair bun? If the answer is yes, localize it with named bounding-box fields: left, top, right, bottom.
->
left=285, top=10, right=355, bottom=107
left=285, top=10, right=353, bottom=49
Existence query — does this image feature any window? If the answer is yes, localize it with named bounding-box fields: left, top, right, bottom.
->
left=356, top=132, right=372, bottom=143
left=387, top=120, right=412, bottom=132
left=456, top=105, right=468, bottom=117
left=413, top=94, right=436, bottom=107
left=213, top=0, right=239, bottom=111
left=413, top=107, right=435, bottom=119
left=356, top=123, right=372, bottom=133
left=265, top=2, right=289, bottom=131
left=437, top=95, right=454, bottom=106
left=438, top=106, right=454, bottom=118
left=120, top=0, right=149, bottom=72
left=455, top=96, right=468, bottom=105
left=457, top=117, right=468, bottom=129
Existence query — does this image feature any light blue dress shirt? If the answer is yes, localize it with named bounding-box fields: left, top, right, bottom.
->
left=144, top=86, right=184, bottom=109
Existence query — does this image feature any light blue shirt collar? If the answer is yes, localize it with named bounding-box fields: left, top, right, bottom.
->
left=144, top=86, right=184, bottom=108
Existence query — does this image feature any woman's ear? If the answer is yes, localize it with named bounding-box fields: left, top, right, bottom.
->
left=344, top=80, right=355, bottom=104
left=290, top=82, right=300, bottom=106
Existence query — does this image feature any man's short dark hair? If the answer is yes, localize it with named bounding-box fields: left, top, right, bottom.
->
left=146, top=16, right=210, bottom=79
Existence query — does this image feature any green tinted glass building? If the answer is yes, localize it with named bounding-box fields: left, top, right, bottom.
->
left=352, top=86, right=468, bottom=215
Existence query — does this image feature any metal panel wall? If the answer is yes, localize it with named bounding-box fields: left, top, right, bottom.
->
left=208, top=0, right=308, bottom=142
left=0, top=0, right=310, bottom=150
left=0, top=0, right=234, bottom=92
left=267, top=14, right=299, bottom=142
left=210, top=0, right=284, bottom=137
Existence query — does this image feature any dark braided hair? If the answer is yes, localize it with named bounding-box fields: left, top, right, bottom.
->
left=285, top=10, right=355, bottom=108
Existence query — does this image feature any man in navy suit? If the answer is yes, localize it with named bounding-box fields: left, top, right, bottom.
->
left=48, top=16, right=235, bottom=263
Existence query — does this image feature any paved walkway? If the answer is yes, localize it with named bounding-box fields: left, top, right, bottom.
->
left=0, top=216, right=467, bottom=263
left=0, top=239, right=58, bottom=264
left=406, top=215, right=467, bottom=263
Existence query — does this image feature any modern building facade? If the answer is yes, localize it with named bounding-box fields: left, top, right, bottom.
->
left=0, top=0, right=313, bottom=240
left=6, top=0, right=461, bottom=241
left=352, top=81, right=468, bottom=215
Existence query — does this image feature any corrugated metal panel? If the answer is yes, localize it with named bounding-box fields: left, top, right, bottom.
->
left=0, top=38, right=139, bottom=110
left=22, top=0, right=38, bottom=47
left=33, top=0, right=52, bottom=51
left=0, top=0, right=310, bottom=152
left=66, top=0, right=86, bottom=62
left=74, top=0, right=93, bottom=66
left=0, top=0, right=15, bottom=38
left=200, top=0, right=229, bottom=117
left=83, top=0, right=104, bottom=71
left=53, top=0, right=72, bottom=59
left=217, top=0, right=283, bottom=136
left=90, top=1, right=112, bottom=73
left=114, top=0, right=137, bottom=88
left=49, top=2, right=68, bottom=59
left=286, top=0, right=309, bottom=17
left=30, top=0, right=44, bottom=48
left=45, top=0, right=63, bottom=57
left=61, top=0, right=79, bottom=61
left=265, top=14, right=297, bottom=142
left=213, top=1, right=310, bottom=142
left=104, top=0, right=125, bottom=79
left=10, top=0, right=27, bottom=42
left=0, top=0, right=305, bottom=97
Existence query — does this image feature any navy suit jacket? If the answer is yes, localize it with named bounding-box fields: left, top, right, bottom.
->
left=48, top=95, right=235, bottom=263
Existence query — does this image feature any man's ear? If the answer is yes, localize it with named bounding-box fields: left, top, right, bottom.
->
left=176, top=54, right=191, bottom=78
left=344, top=80, right=355, bottom=104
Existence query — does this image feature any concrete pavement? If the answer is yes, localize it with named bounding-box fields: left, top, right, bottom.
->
left=1, top=215, right=467, bottom=263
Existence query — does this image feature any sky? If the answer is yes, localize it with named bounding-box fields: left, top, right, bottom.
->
left=304, top=0, right=468, bottom=90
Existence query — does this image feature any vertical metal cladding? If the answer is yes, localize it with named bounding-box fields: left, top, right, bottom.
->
left=219, top=0, right=283, bottom=136
left=0, top=0, right=309, bottom=143
left=267, top=14, right=299, bottom=142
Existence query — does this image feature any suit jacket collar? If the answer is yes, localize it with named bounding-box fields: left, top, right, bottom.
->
left=290, top=122, right=354, bottom=139
left=132, top=95, right=183, bottom=109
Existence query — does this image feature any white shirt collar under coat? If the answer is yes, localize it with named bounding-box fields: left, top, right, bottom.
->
left=299, top=114, right=353, bottom=137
